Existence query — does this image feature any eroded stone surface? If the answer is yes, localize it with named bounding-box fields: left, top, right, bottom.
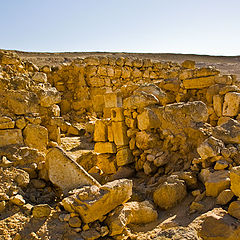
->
left=46, top=147, right=101, bottom=192
left=61, top=179, right=132, bottom=223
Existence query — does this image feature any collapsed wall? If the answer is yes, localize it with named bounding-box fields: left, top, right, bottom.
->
left=2, top=51, right=240, bottom=239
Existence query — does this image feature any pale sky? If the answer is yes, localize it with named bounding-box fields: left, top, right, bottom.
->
left=1, top=0, right=240, bottom=56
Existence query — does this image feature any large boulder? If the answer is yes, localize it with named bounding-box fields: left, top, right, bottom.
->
left=153, top=175, right=187, bottom=210
left=153, top=101, right=208, bottom=144
left=46, top=147, right=100, bottom=193
left=191, top=208, right=240, bottom=240
left=106, top=200, right=158, bottom=236
left=61, top=179, right=132, bottom=223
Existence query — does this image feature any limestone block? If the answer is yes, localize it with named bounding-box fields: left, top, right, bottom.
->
left=104, top=92, right=122, bottom=108
left=84, top=56, right=100, bottom=65
left=133, top=59, right=143, bottom=68
left=107, top=66, right=114, bottom=77
left=32, top=72, right=47, bottom=83
left=197, top=137, right=224, bottom=160
left=123, top=92, right=159, bottom=109
left=143, top=59, right=152, bottom=67
left=134, top=84, right=167, bottom=105
left=87, top=76, right=105, bottom=87
left=97, top=154, right=117, bottom=174
left=46, top=147, right=100, bottom=192
left=153, top=176, right=187, bottom=210
left=93, top=120, right=107, bottom=142
left=112, top=122, right=129, bottom=146
left=219, top=85, right=240, bottom=95
left=7, top=90, right=39, bottom=115
left=94, top=142, right=117, bottom=154
left=195, top=67, right=220, bottom=78
left=182, top=60, right=195, bottom=69
left=114, top=66, right=122, bottom=78
left=39, top=87, right=61, bottom=108
left=10, top=194, right=25, bottom=206
left=205, top=170, right=230, bottom=197
left=107, top=125, right=114, bottom=142
left=0, top=116, right=15, bottom=129
left=121, top=67, right=131, bottom=78
left=179, top=69, right=194, bottom=80
left=213, top=119, right=240, bottom=144
left=217, top=117, right=231, bottom=126
left=135, top=131, right=159, bottom=150
left=129, top=137, right=136, bottom=150
left=23, top=124, right=48, bottom=151
left=106, top=201, right=157, bottom=236
left=216, top=189, right=234, bottom=205
left=137, top=108, right=160, bottom=131
left=213, top=95, right=223, bottom=117
left=214, top=159, right=228, bottom=170
left=190, top=202, right=204, bottom=213
left=103, top=107, right=112, bottom=118
left=97, top=65, right=107, bottom=76
left=228, top=201, right=240, bottom=219
left=116, top=57, right=125, bottom=66
left=132, top=68, right=142, bottom=78
left=183, top=76, right=216, bottom=89
left=16, top=117, right=26, bottom=129
left=116, top=147, right=134, bottom=166
left=125, top=118, right=136, bottom=129
left=32, top=204, right=51, bottom=218
left=0, top=129, right=23, bottom=147
left=61, top=179, right=132, bottom=223
left=92, top=95, right=104, bottom=113
left=111, top=107, right=124, bottom=122
left=230, top=166, right=240, bottom=197
left=215, top=75, right=233, bottom=85
left=192, top=208, right=240, bottom=240
left=85, top=65, right=97, bottom=77
left=222, top=92, right=240, bottom=117
left=206, top=84, right=220, bottom=104
left=143, top=69, right=150, bottom=78
left=0, top=54, right=19, bottom=65
left=48, top=125, right=61, bottom=144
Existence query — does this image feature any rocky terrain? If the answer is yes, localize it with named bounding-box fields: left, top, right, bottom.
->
left=1, top=49, right=240, bottom=239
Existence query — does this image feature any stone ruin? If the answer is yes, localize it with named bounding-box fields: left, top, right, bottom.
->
left=1, top=50, right=240, bottom=239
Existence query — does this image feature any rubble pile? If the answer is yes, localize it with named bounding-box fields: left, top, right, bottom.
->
left=1, top=51, right=240, bottom=239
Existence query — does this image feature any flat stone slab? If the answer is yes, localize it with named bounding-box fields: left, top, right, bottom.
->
left=46, top=147, right=101, bottom=193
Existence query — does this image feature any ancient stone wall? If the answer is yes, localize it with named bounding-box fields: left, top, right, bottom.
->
left=49, top=56, right=240, bottom=178
left=47, top=57, right=239, bottom=126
